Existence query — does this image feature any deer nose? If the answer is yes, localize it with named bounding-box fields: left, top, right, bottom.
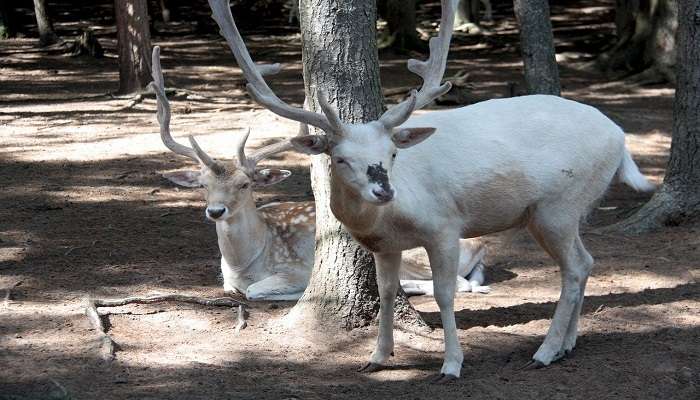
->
left=206, top=207, right=226, bottom=220
left=372, top=188, right=394, bottom=202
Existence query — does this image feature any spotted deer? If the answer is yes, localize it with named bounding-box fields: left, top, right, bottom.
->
left=148, top=46, right=489, bottom=301
left=208, top=0, right=655, bottom=381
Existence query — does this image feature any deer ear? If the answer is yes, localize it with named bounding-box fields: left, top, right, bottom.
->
left=253, top=168, right=292, bottom=187
left=291, top=135, right=329, bottom=155
left=162, top=170, right=202, bottom=188
left=391, top=127, right=437, bottom=149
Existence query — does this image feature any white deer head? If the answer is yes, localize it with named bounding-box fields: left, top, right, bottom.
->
left=207, top=0, right=457, bottom=204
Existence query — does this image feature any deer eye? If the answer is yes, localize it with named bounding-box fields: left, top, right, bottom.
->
left=239, top=182, right=250, bottom=190
left=392, top=153, right=397, bottom=159
left=335, top=157, right=346, bottom=165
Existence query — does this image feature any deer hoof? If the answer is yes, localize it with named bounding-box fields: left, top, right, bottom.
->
left=430, top=373, right=458, bottom=384
left=358, top=362, right=385, bottom=373
left=520, top=359, right=545, bottom=371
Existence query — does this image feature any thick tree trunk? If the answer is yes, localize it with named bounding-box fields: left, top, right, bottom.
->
left=598, top=0, right=678, bottom=83
left=455, top=0, right=481, bottom=28
left=114, top=0, right=152, bottom=94
left=616, top=0, right=700, bottom=233
left=513, top=0, right=561, bottom=95
left=378, top=0, right=424, bottom=52
left=33, top=0, right=60, bottom=46
left=284, top=0, right=426, bottom=331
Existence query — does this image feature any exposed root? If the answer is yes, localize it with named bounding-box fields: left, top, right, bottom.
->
left=234, top=304, right=248, bottom=332
left=84, top=299, right=117, bottom=361
left=84, top=294, right=247, bottom=360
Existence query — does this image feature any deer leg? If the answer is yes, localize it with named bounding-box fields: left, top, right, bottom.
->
left=561, top=235, right=594, bottom=354
left=221, top=256, right=243, bottom=295
left=527, top=215, right=592, bottom=366
left=245, top=273, right=306, bottom=301
left=426, top=239, right=463, bottom=379
left=362, top=252, right=401, bottom=372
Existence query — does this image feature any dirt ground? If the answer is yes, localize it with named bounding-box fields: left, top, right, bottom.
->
left=1, top=1, right=698, bottom=399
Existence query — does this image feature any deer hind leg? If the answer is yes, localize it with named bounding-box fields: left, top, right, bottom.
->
left=245, top=272, right=307, bottom=301
left=426, top=239, right=463, bottom=378
left=527, top=212, right=593, bottom=366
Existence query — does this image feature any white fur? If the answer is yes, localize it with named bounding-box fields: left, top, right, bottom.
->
left=300, top=94, right=654, bottom=377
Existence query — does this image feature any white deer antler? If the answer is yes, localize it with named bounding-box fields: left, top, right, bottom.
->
left=208, top=0, right=341, bottom=135
left=149, top=46, right=294, bottom=175
left=379, top=0, right=458, bottom=129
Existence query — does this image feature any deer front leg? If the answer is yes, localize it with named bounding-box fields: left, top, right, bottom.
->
left=360, top=251, right=401, bottom=373
left=221, top=256, right=244, bottom=295
left=426, top=238, right=463, bottom=381
left=245, top=272, right=306, bottom=301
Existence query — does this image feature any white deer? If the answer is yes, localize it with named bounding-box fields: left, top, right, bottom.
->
left=208, top=0, right=655, bottom=381
left=148, top=47, right=489, bottom=301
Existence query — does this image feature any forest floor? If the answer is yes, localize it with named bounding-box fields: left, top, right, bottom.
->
left=1, top=0, right=698, bottom=399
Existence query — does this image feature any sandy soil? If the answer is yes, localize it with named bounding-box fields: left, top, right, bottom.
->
left=1, top=1, right=698, bottom=399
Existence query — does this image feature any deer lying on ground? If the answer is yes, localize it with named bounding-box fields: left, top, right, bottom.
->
left=148, top=47, right=489, bottom=301
left=208, top=0, right=655, bottom=381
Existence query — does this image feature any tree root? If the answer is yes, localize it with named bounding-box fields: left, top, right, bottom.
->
left=84, top=294, right=247, bottom=361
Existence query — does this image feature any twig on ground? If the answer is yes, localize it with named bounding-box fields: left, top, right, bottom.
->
left=3, top=280, right=23, bottom=309
left=49, top=378, right=70, bottom=399
left=84, top=294, right=247, bottom=360
left=235, top=304, right=247, bottom=332
left=84, top=298, right=117, bottom=361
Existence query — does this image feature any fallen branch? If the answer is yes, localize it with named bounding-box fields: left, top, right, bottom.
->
left=92, top=294, right=246, bottom=308
left=84, top=294, right=247, bottom=361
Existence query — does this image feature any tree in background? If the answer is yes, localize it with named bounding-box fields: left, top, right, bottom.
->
left=283, top=0, right=424, bottom=330
left=115, top=0, right=152, bottom=94
left=598, top=0, right=678, bottom=83
left=513, top=0, right=561, bottom=95
left=378, top=0, right=424, bottom=53
left=616, top=0, right=700, bottom=232
left=33, top=0, right=60, bottom=46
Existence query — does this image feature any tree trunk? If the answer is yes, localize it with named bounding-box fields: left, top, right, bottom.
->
left=284, top=0, right=426, bottom=331
left=114, top=0, right=152, bottom=94
left=513, top=0, right=561, bottom=95
left=615, top=0, right=700, bottom=233
left=33, top=0, right=60, bottom=46
left=1, top=1, right=15, bottom=39
left=455, top=0, right=481, bottom=27
left=378, top=0, right=424, bottom=52
left=598, top=0, right=678, bottom=83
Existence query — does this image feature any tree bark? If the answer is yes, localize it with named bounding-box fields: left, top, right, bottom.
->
left=378, top=0, right=424, bottom=52
left=598, top=0, right=678, bottom=83
left=616, top=0, right=700, bottom=233
left=33, top=0, right=60, bottom=46
left=284, top=0, right=426, bottom=331
left=513, top=0, right=561, bottom=95
left=115, top=0, right=152, bottom=94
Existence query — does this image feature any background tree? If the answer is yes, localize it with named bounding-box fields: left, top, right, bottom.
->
left=598, top=0, right=678, bottom=83
left=513, top=0, right=561, bottom=95
left=378, top=0, right=424, bottom=52
left=0, top=1, right=15, bottom=39
left=455, top=0, right=492, bottom=32
left=284, top=0, right=424, bottom=330
left=615, top=0, right=700, bottom=233
left=33, top=0, right=60, bottom=46
left=115, top=0, right=152, bottom=94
